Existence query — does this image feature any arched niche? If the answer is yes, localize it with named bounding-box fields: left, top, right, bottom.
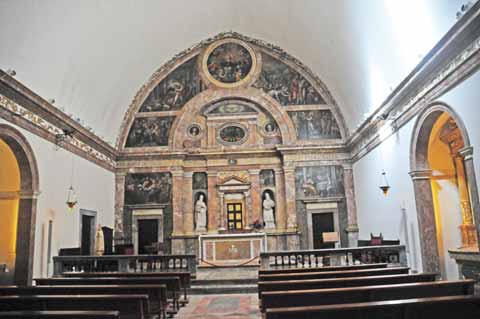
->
left=0, top=124, right=39, bottom=285
left=410, top=102, right=480, bottom=275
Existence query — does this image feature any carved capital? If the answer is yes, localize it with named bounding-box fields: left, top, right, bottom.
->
left=459, top=146, right=474, bottom=161
left=409, top=169, right=432, bottom=181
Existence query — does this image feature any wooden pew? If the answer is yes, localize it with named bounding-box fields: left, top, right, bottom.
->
left=0, top=285, right=167, bottom=319
left=264, top=295, right=480, bottom=319
left=258, top=273, right=438, bottom=298
left=0, top=311, right=120, bottom=319
left=258, top=263, right=388, bottom=275
left=34, top=277, right=181, bottom=315
left=258, top=266, right=409, bottom=281
left=0, top=295, right=148, bottom=319
left=261, top=279, right=474, bottom=311
left=61, top=271, right=191, bottom=305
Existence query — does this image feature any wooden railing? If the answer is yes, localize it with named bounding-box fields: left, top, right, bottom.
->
left=260, top=245, right=407, bottom=269
left=53, top=255, right=197, bottom=276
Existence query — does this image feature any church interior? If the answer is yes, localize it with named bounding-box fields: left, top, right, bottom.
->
left=2, top=1, right=480, bottom=318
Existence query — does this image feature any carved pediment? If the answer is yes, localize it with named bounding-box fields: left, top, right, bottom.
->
left=218, top=175, right=250, bottom=186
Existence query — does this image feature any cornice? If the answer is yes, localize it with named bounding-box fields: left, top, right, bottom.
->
left=0, top=71, right=117, bottom=171
left=348, top=2, right=480, bottom=162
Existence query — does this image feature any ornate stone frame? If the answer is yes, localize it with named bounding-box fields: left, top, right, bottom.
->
left=410, top=102, right=480, bottom=273
left=0, top=124, right=39, bottom=285
left=216, top=122, right=249, bottom=146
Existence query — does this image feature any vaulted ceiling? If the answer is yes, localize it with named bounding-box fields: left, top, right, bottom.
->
left=0, top=0, right=464, bottom=144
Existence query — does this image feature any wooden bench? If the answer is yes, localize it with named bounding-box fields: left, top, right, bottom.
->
left=258, top=266, right=409, bottom=281
left=258, top=263, right=388, bottom=275
left=0, top=311, right=120, bottom=319
left=61, top=271, right=191, bottom=305
left=258, top=273, right=438, bottom=298
left=0, top=294, right=148, bottom=319
left=0, top=284, right=167, bottom=319
left=261, top=279, right=475, bottom=311
left=264, top=295, right=480, bottom=319
left=35, top=276, right=181, bottom=315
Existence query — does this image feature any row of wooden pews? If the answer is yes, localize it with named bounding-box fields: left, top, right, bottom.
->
left=0, top=271, right=193, bottom=319
left=258, top=263, right=480, bottom=318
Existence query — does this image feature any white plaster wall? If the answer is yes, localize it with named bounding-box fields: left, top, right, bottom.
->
left=353, top=69, right=480, bottom=278
left=0, top=119, right=115, bottom=278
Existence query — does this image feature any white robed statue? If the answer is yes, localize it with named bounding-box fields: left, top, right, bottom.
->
left=195, top=194, right=207, bottom=231
left=263, top=193, right=276, bottom=229
left=94, top=224, right=104, bottom=256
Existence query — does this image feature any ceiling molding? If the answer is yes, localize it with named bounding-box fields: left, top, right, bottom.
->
left=348, top=1, right=480, bottom=162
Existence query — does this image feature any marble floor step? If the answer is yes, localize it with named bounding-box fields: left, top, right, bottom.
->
left=189, top=283, right=258, bottom=295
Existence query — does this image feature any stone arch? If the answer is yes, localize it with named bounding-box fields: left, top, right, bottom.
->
left=116, top=31, right=348, bottom=150
left=0, top=124, right=39, bottom=285
left=168, top=87, right=297, bottom=149
left=410, top=102, right=480, bottom=274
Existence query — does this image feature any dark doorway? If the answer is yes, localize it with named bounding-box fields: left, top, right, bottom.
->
left=312, top=213, right=335, bottom=249
left=80, top=214, right=95, bottom=255
left=138, top=219, right=159, bottom=254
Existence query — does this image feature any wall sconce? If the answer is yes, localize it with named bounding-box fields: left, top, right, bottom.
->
left=379, top=170, right=391, bottom=196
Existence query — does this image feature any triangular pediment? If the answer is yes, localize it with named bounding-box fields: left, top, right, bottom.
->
left=218, top=175, right=250, bottom=186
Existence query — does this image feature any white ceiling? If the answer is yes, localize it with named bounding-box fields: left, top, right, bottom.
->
left=0, top=0, right=464, bottom=143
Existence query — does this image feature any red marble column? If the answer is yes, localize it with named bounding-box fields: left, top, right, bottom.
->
left=343, top=165, right=359, bottom=247
left=249, top=169, right=261, bottom=223
left=274, top=169, right=287, bottom=230
left=207, top=172, right=218, bottom=232
left=283, top=166, right=298, bottom=229
left=171, top=169, right=184, bottom=236
left=114, top=172, right=126, bottom=242
left=183, top=172, right=194, bottom=234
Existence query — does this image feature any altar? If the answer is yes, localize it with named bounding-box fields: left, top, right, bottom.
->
left=199, top=232, right=267, bottom=266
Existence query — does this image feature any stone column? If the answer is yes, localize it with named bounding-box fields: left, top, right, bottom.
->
left=218, top=193, right=226, bottom=230
left=409, top=169, right=441, bottom=273
left=460, top=146, right=480, bottom=246
left=274, top=169, right=287, bottom=230
left=245, top=190, right=253, bottom=229
left=249, top=169, right=262, bottom=223
left=114, top=172, right=126, bottom=243
left=183, top=172, right=194, bottom=235
left=283, top=166, right=298, bottom=229
left=171, top=169, right=184, bottom=236
left=343, top=165, right=359, bottom=247
left=207, top=172, right=218, bottom=232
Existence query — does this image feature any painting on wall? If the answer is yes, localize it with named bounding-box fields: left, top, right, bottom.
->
left=208, top=102, right=257, bottom=115
left=206, top=42, right=253, bottom=84
left=139, top=57, right=205, bottom=112
left=295, top=166, right=344, bottom=198
left=125, top=116, right=175, bottom=147
left=192, top=172, right=207, bottom=190
left=288, top=110, right=341, bottom=139
left=125, top=173, right=172, bottom=205
left=260, top=169, right=275, bottom=187
left=254, top=54, right=325, bottom=106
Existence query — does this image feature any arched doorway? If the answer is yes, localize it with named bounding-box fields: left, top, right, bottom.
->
left=0, top=124, right=39, bottom=285
left=410, top=103, right=480, bottom=278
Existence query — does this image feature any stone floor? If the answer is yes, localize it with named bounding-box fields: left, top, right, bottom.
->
left=196, top=266, right=258, bottom=280
left=177, top=294, right=261, bottom=319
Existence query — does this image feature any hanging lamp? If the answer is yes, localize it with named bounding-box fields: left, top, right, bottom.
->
left=379, top=170, right=390, bottom=196
left=66, top=154, right=78, bottom=211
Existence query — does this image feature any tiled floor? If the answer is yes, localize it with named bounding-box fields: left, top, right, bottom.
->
left=177, top=294, right=261, bottom=319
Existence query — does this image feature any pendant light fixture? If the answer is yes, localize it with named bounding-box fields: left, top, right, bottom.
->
left=66, top=154, right=78, bottom=211
left=379, top=170, right=390, bottom=196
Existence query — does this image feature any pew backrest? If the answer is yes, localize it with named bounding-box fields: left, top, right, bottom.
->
left=0, top=311, right=120, bottom=319
left=260, top=279, right=475, bottom=311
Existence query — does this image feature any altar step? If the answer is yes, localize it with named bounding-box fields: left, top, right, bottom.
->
left=189, top=279, right=257, bottom=295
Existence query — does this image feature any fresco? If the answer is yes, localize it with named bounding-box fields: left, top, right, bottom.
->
left=254, top=54, right=325, bottom=106
left=125, top=116, right=175, bottom=147
left=260, top=169, right=275, bottom=187
left=124, top=173, right=172, bottom=205
left=192, top=172, right=208, bottom=190
left=206, top=43, right=253, bottom=84
left=139, top=57, right=205, bottom=112
left=295, top=166, right=344, bottom=198
left=218, top=125, right=247, bottom=144
left=208, top=102, right=256, bottom=115
left=288, top=110, right=341, bottom=139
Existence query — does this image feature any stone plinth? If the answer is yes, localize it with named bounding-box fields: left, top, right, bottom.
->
left=449, top=248, right=480, bottom=283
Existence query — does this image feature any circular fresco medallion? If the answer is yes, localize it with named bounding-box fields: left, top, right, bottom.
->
left=217, top=123, right=248, bottom=145
left=203, top=39, right=257, bottom=88
left=263, top=121, right=277, bottom=135
left=187, top=124, right=202, bottom=138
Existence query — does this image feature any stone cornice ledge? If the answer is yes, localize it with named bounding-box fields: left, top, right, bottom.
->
left=348, top=2, right=480, bottom=162
left=0, top=70, right=117, bottom=171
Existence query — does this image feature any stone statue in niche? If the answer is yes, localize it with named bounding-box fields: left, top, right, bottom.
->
left=263, top=192, right=276, bottom=229
left=254, top=53, right=325, bottom=106
left=288, top=110, right=341, bottom=139
left=195, top=193, right=207, bottom=231
left=139, top=57, right=205, bottom=112
left=125, top=116, right=175, bottom=147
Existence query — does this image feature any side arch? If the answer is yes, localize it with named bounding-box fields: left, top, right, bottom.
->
left=0, top=124, right=39, bottom=285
